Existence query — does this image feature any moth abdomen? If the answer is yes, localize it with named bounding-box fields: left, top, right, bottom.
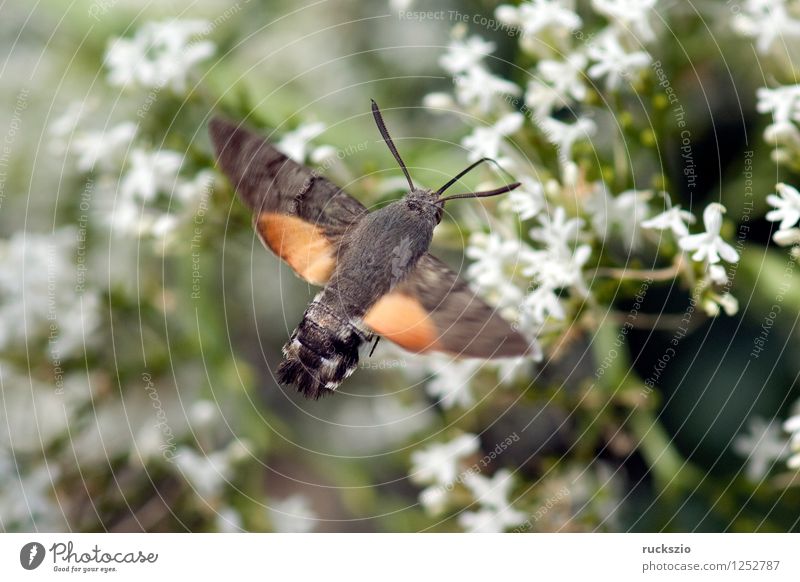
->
left=277, top=295, right=371, bottom=399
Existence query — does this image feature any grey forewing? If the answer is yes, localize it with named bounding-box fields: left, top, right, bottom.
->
left=209, top=117, right=366, bottom=236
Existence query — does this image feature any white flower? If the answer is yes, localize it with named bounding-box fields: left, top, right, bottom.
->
left=520, top=283, right=565, bottom=323
left=0, top=457, right=63, bottom=530
left=425, top=356, right=483, bottom=409
left=757, top=85, right=800, bottom=124
left=505, top=177, right=545, bottom=220
left=528, top=205, right=584, bottom=252
left=49, top=100, right=94, bottom=153
left=466, top=232, right=527, bottom=308
left=763, top=120, right=800, bottom=163
left=268, top=495, right=318, bottom=533
left=587, top=30, right=651, bottom=91
left=276, top=122, right=329, bottom=163
left=120, top=148, right=183, bottom=203
left=0, top=228, right=101, bottom=359
left=461, top=112, right=524, bottom=162
left=526, top=54, right=588, bottom=117
left=679, top=203, right=739, bottom=264
left=419, top=485, right=450, bottom=515
left=784, top=408, right=800, bottom=469
left=459, top=468, right=531, bottom=532
left=440, top=36, right=496, bottom=74
left=423, top=92, right=455, bottom=109
left=592, top=0, right=657, bottom=42
left=732, top=0, right=800, bottom=54
left=410, top=433, right=480, bottom=486
left=454, top=66, right=521, bottom=113
left=766, top=182, right=800, bottom=231
left=773, top=227, right=800, bottom=246
left=538, top=116, right=596, bottom=164
left=734, top=417, right=788, bottom=481
left=174, top=447, right=235, bottom=499
left=641, top=203, right=696, bottom=237
left=586, top=187, right=651, bottom=249
left=71, top=122, right=137, bottom=172
left=458, top=505, right=527, bottom=532
left=105, top=20, right=215, bottom=92
left=496, top=0, right=582, bottom=54
left=527, top=244, right=591, bottom=291
left=708, top=264, right=729, bottom=285
left=215, top=506, right=243, bottom=533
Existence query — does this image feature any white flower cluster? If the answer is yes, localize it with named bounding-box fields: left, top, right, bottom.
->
left=105, top=20, right=215, bottom=93
left=783, top=408, right=800, bottom=471
left=757, top=85, right=800, bottom=166
left=48, top=21, right=224, bottom=243
left=416, top=0, right=745, bottom=399
left=0, top=228, right=101, bottom=358
left=766, top=183, right=800, bottom=251
left=732, top=0, right=800, bottom=55
left=409, top=434, right=527, bottom=531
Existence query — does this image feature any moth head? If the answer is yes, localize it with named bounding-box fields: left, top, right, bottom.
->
left=406, top=188, right=444, bottom=224
left=371, top=99, right=521, bottom=223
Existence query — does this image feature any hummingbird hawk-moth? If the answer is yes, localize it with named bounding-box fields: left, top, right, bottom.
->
left=209, top=101, right=532, bottom=399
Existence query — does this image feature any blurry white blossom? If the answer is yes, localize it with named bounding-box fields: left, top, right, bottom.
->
left=424, top=356, right=483, bottom=409
left=679, top=203, right=739, bottom=265
left=276, top=122, right=331, bottom=163
left=458, top=471, right=527, bottom=533
left=496, top=0, right=582, bottom=54
left=215, top=506, right=244, bottom=532
left=708, top=264, right=729, bottom=286
left=641, top=201, right=696, bottom=237
left=734, top=417, right=788, bottom=481
left=422, top=92, right=455, bottom=109
left=410, top=433, right=479, bottom=486
left=520, top=207, right=591, bottom=325
left=526, top=54, right=588, bottom=117
left=461, top=112, right=523, bottom=163
left=784, top=409, right=800, bottom=470
left=439, top=36, right=496, bottom=74
left=587, top=30, right=651, bottom=91
left=49, top=100, right=95, bottom=154
left=592, top=0, right=657, bottom=42
left=120, top=148, right=183, bottom=202
left=528, top=205, right=584, bottom=251
left=586, top=187, right=651, bottom=249
left=466, top=231, right=527, bottom=309
left=732, top=0, right=800, bottom=54
left=419, top=485, right=450, bottom=515
left=757, top=85, right=800, bottom=124
left=506, top=177, right=545, bottom=220
left=0, top=454, right=63, bottom=531
left=174, top=441, right=247, bottom=499
left=268, top=495, right=318, bottom=533
left=538, top=116, right=596, bottom=165
left=766, top=183, right=800, bottom=241
left=0, top=228, right=101, bottom=358
left=72, top=122, right=137, bottom=172
left=454, top=66, right=521, bottom=113
left=105, top=20, right=215, bottom=93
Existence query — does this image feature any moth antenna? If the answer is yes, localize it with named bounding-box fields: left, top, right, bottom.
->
left=371, top=99, right=415, bottom=191
left=437, top=182, right=521, bottom=204
left=435, top=157, right=512, bottom=197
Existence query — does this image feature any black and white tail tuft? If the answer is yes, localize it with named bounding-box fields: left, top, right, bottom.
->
left=277, top=295, right=371, bottom=399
